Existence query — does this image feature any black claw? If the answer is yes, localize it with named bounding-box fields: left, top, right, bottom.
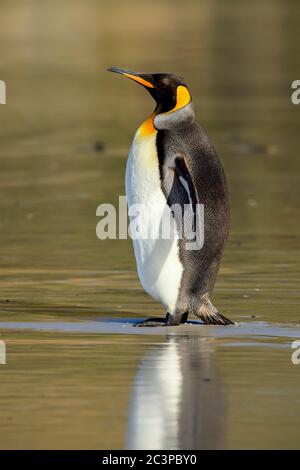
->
left=180, top=312, right=189, bottom=324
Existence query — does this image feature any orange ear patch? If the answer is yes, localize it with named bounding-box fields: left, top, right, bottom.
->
left=172, top=85, right=191, bottom=112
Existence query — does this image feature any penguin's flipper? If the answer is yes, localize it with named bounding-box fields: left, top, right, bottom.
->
left=165, top=156, right=199, bottom=234
left=195, top=294, right=235, bottom=326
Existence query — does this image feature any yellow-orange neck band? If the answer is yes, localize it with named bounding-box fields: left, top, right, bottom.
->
left=137, top=113, right=156, bottom=137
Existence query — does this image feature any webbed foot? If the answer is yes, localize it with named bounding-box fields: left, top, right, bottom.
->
left=134, top=317, right=166, bottom=327
left=135, top=311, right=189, bottom=327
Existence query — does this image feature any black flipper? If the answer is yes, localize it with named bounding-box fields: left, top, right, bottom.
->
left=164, top=155, right=199, bottom=238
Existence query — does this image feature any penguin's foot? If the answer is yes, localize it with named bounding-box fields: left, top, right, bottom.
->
left=165, top=312, right=188, bottom=326
left=195, top=294, right=234, bottom=326
left=134, top=312, right=188, bottom=327
left=134, top=317, right=166, bottom=327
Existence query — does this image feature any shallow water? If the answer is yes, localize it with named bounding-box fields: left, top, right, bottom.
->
left=0, top=0, right=300, bottom=449
left=1, top=318, right=300, bottom=338
left=1, top=319, right=300, bottom=449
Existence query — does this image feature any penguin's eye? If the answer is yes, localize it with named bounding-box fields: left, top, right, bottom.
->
left=160, top=78, right=170, bottom=88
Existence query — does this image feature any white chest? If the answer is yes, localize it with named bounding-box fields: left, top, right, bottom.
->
left=125, top=131, right=183, bottom=313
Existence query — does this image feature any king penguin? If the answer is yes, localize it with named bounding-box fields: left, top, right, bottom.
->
left=107, top=67, right=233, bottom=326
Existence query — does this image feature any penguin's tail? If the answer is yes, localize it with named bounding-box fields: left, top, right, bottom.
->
left=194, top=294, right=235, bottom=326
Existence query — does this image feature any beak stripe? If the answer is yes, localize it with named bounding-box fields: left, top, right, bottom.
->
left=124, top=73, right=154, bottom=88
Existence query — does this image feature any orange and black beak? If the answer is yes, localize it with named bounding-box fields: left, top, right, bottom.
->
left=106, top=67, right=154, bottom=89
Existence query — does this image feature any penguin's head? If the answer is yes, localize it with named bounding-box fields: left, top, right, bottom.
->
left=107, top=67, right=192, bottom=115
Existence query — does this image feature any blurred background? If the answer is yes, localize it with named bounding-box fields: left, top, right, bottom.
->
left=0, top=0, right=299, bottom=450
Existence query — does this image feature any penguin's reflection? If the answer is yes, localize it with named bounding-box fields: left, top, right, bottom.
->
left=126, top=335, right=227, bottom=450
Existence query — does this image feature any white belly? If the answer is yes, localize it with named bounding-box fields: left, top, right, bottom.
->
left=125, top=131, right=183, bottom=314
